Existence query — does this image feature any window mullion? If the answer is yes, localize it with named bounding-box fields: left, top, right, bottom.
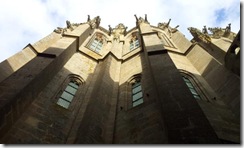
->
left=132, top=97, right=143, bottom=102
left=132, top=90, right=142, bottom=96
left=64, top=90, right=75, bottom=96
left=59, top=97, right=72, bottom=103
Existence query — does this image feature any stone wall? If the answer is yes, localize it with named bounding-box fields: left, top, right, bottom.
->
left=0, top=32, right=61, bottom=83
left=74, top=54, right=120, bottom=143
left=186, top=44, right=240, bottom=117
left=0, top=20, right=240, bottom=144
left=114, top=52, right=167, bottom=143
left=0, top=53, right=97, bottom=143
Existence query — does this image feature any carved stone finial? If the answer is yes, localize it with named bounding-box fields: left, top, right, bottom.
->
left=225, top=23, right=231, bottom=33
left=134, top=14, right=138, bottom=22
left=145, top=14, right=148, bottom=22
left=87, top=15, right=91, bottom=22
left=124, top=26, right=128, bottom=36
left=208, top=24, right=235, bottom=40
left=223, top=23, right=232, bottom=38
left=227, top=23, right=231, bottom=31
left=66, top=20, right=73, bottom=30
left=110, top=23, right=127, bottom=41
left=158, top=19, right=171, bottom=30
left=108, top=25, right=112, bottom=36
left=96, top=16, right=101, bottom=28
left=166, top=19, right=171, bottom=27
left=171, top=25, right=179, bottom=33
left=134, top=14, right=149, bottom=26
left=87, top=16, right=101, bottom=29
left=54, top=20, right=81, bottom=35
left=202, top=25, right=208, bottom=34
left=188, top=27, right=211, bottom=43
left=158, top=19, right=178, bottom=37
left=54, top=27, right=67, bottom=35
left=208, top=27, right=224, bottom=39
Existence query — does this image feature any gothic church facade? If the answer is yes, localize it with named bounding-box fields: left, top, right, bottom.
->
left=0, top=15, right=240, bottom=144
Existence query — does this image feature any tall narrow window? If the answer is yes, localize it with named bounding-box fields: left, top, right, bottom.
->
left=88, top=33, right=104, bottom=53
left=182, top=76, right=201, bottom=100
left=57, top=81, right=79, bottom=109
left=56, top=75, right=83, bottom=109
left=130, top=33, right=140, bottom=51
left=131, top=79, right=143, bottom=107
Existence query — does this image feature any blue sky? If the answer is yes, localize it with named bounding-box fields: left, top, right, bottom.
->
left=0, top=0, right=241, bottom=62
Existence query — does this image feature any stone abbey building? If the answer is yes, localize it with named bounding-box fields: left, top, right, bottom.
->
left=0, top=15, right=240, bottom=144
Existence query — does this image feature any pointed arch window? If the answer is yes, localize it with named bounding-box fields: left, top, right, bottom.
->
left=180, top=70, right=210, bottom=102
left=182, top=76, right=201, bottom=100
left=132, top=80, right=143, bottom=107
left=130, top=76, right=143, bottom=107
left=88, top=33, right=104, bottom=53
left=56, top=75, right=83, bottom=109
left=130, top=33, right=140, bottom=51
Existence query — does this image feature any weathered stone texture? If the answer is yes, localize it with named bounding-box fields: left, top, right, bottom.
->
left=0, top=17, right=240, bottom=144
left=170, top=30, right=192, bottom=53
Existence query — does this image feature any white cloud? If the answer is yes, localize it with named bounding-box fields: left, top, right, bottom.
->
left=0, top=0, right=240, bottom=62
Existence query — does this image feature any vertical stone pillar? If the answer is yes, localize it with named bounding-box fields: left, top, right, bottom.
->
left=137, top=16, right=220, bottom=143
left=74, top=54, right=121, bottom=143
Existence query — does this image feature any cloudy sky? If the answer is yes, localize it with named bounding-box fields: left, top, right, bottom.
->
left=0, top=0, right=240, bottom=62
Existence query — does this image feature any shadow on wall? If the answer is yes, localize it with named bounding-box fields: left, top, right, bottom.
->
left=74, top=54, right=120, bottom=144
left=0, top=45, right=37, bottom=83
left=201, top=58, right=240, bottom=117
left=0, top=63, right=100, bottom=143
left=0, top=68, right=76, bottom=143
left=114, top=52, right=168, bottom=144
left=0, top=50, right=121, bottom=144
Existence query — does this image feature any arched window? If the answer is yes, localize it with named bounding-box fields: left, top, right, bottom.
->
left=56, top=75, right=83, bottom=109
left=182, top=75, right=201, bottom=100
left=88, top=33, right=105, bottom=53
left=129, top=76, right=143, bottom=107
left=180, top=71, right=209, bottom=101
left=129, top=32, right=140, bottom=51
